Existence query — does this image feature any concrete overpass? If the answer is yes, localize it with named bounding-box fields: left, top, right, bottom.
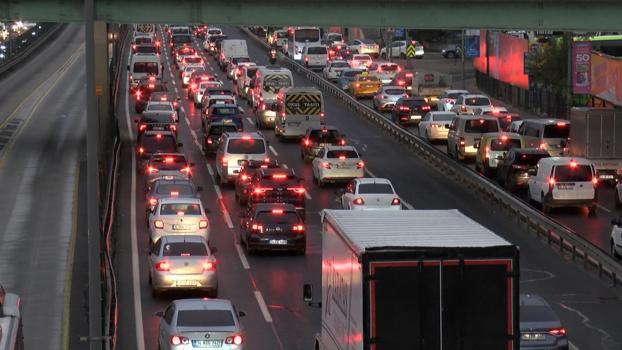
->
left=1, top=0, right=622, bottom=30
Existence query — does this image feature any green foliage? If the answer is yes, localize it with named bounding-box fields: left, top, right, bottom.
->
left=527, top=35, right=570, bottom=94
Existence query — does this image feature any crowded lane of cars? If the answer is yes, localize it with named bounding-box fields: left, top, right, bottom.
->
left=114, top=25, right=622, bottom=350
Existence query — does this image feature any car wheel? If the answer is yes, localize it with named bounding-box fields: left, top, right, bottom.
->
left=612, top=240, right=621, bottom=260
left=448, top=52, right=456, bottom=59
left=541, top=193, right=551, bottom=214
left=318, top=178, right=325, bottom=187
left=615, top=188, right=622, bottom=208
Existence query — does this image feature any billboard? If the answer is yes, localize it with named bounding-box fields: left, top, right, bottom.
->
left=572, top=42, right=592, bottom=94
left=591, top=52, right=622, bottom=105
left=473, top=30, right=529, bottom=89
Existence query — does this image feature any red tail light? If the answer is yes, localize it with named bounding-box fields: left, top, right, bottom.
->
left=221, top=157, right=228, bottom=167
left=190, top=83, right=197, bottom=90
left=539, top=142, right=547, bottom=150
left=356, top=161, right=365, bottom=169
left=422, top=105, right=431, bottom=111
left=240, top=174, right=249, bottom=181
left=170, top=191, right=179, bottom=197
left=355, top=83, right=361, bottom=88
left=202, top=260, right=216, bottom=271
left=147, top=166, right=158, bottom=173
left=169, top=125, right=177, bottom=132
left=304, top=56, right=309, bottom=62
left=592, top=177, right=598, bottom=185
left=303, top=139, right=311, bottom=147
left=459, top=138, right=466, bottom=147
left=292, top=224, right=305, bottom=232
left=198, top=219, right=208, bottom=229
left=154, top=220, right=164, bottom=229
left=339, top=139, right=346, bottom=145
left=399, top=106, right=410, bottom=111
left=272, top=174, right=287, bottom=180
left=460, top=105, right=467, bottom=112
left=207, top=137, right=213, bottom=144
left=397, top=80, right=405, bottom=86
left=138, top=147, right=144, bottom=154
left=149, top=197, right=157, bottom=206
left=548, top=177, right=556, bottom=189
left=391, top=198, right=401, bottom=206
left=288, top=187, right=305, bottom=194
left=225, top=335, right=243, bottom=345
left=251, top=224, right=263, bottom=233
left=181, top=166, right=191, bottom=174
left=139, top=124, right=147, bottom=131
left=170, top=335, right=189, bottom=345
left=353, top=198, right=365, bottom=205
left=156, top=260, right=170, bottom=271
left=321, top=162, right=332, bottom=169
left=253, top=187, right=271, bottom=195
left=548, top=328, right=566, bottom=336
left=135, top=90, right=141, bottom=100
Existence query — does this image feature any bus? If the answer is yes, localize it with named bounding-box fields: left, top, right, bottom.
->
left=286, top=27, right=321, bottom=61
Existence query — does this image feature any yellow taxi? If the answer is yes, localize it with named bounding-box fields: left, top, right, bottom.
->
left=349, top=72, right=382, bottom=98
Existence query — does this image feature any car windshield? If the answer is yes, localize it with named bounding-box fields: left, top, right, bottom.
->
left=156, top=184, right=194, bottom=195
left=141, top=113, right=173, bottom=123
left=431, top=113, right=455, bottom=121
left=326, top=150, right=358, bottom=158
left=490, top=139, right=522, bottom=151
left=159, top=203, right=202, bottom=215
left=227, top=139, right=266, bottom=154
left=465, top=97, right=491, bottom=106
left=554, top=165, right=593, bottom=182
left=260, top=174, right=299, bottom=187
left=176, top=310, right=235, bottom=327
left=464, top=119, right=499, bottom=133
left=358, top=183, right=394, bottom=194
left=543, top=124, right=570, bottom=138
left=151, top=156, right=187, bottom=170
left=308, top=47, right=327, bottom=54
left=515, top=153, right=547, bottom=166
left=141, top=135, right=177, bottom=153
left=136, top=46, right=157, bottom=54
left=162, top=242, right=207, bottom=257
left=133, top=62, right=159, bottom=74
left=172, top=35, right=192, bottom=44
left=294, top=29, right=320, bottom=42
left=257, top=211, right=299, bottom=225
left=384, top=89, right=405, bottom=95
left=309, top=129, right=340, bottom=141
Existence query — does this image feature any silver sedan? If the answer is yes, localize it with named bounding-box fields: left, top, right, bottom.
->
left=372, top=86, right=408, bottom=112
left=147, top=197, right=210, bottom=246
left=149, top=235, right=217, bottom=297
left=157, top=298, right=246, bottom=350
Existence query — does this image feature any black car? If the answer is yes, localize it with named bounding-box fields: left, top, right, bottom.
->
left=239, top=203, right=306, bottom=255
left=234, top=160, right=281, bottom=205
left=497, top=148, right=550, bottom=192
left=149, top=92, right=180, bottom=112
left=391, top=97, right=431, bottom=125
left=519, top=294, right=569, bottom=350
left=135, top=111, right=177, bottom=137
left=202, top=103, right=244, bottom=131
left=134, top=78, right=168, bottom=113
left=145, top=179, right=202, bottom=211
left=170, top=34, right=192, bottom=50
left=202, top=121, right=241, bottom=156
left=247, top=168, right=306, bottom=221
left=300, top=126, right=346, bottom=161
left=136, top=131, right=181, bottom=168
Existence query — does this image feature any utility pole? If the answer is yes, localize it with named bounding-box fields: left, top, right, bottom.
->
left=461, top=29, right=466, bottom=90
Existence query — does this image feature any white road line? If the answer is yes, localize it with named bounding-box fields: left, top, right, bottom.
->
left=235, top=244, right=250, bottom=270
left=213, top=185, right=223, bottom=200
left=246, top=117, right=254, bottom=124
left=596, top=203, right=612, bottom=213
left=180, top=106, right=186, bottom=115
left=282, top=163, right=289, bottom=169
left=194, top=138, right=203, bottom=151
left=169, top=72, right=174, bottom=80
left=124, top=68, right=146, bottom=350
left=206, top=163, right=214, bottom=176
left=209, top=66, right=215, bottom=72
left=222, top=206, right=234, bottom=229
left=569, top=341, right=579, bottom=350
left=304, top=191, right=312, bottom=201
left=184, top=116, right=191, bottom=126
left=174, top=86, right=178, bottom=93
left=402, top=199, right=415, bottom=210
left=269, top=145, right=279, bottom=156
left=254, top=291, right=273, bottom=323
left=190, top=129, right=198, bottom=140
left=364, top=168, right=378, bottom=178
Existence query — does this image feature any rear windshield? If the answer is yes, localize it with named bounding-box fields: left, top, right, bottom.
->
left=276, top=31, right=287, bottom=38
left=176, top=310, right=234, bottom=327
left=308, top=47, right=327, bottom=54
left=326, top=150, right=358, bottom=158
left=520, top=305, right=558, bottom=323
left=402, top=99, right=426, bottom=108
left=156, top=184, right=194, bottom=195
left=160, top=203, right=202, bottom=215
left=448, top=92, right=466, bottom=99
left=554, top=165, right=593, bottom=182
left=141, top=135, right=177, bottom=153
left=147, top=104, right=172, bottom=111
left=136, top=45, right=157, bottom=54
left=515, top=153, right=547, bottom=166
left=227, top=139, right=266, bottom=154
left=256, top=211, right=299, bottom=224
left=247, top=68, right=258, bottom=78
left=332, top=62, right=349, bottom=68
left=354, top=55, right=371, bottom=61
left=343, top=71, right=361, bottom=78
left=135, top=37, right=152, bottom=45
left=141, top=114, right=173, bottom=123
left=162, top=242, right=207, bottom=256
left=358, top=76, right=379, bottom=82
left=385, top=89, right=405, bottom=95
left=309, top=129, right=340, bottom=141
left=380, top=65, right=399, bottom=72
left=209, top=125, right=238, bottom=135
left=211, top=107, right=238, bottom=115
left=184, top=57, right=202, bottom=64
left=259, top=174, right=299, bottom=187
left=133, top=62, right=159, bottom=74
left=490, top=139, right=522, bottom=151
left=464, top=119, right=499, bottom=133
left=464, top=97, right=491, bottom=106
left=358, top=183, right=394, bottom=194
left=232, top=57, right=251, bottom=64
left=543, top=124, right=570, bottom=138
left=432, top=113, right=455, bottom=121
left=208, top=29, right=221, bottom=35
left=172, top=35, right=192, bottom=44
left=151, top=156, right=187, bottom=170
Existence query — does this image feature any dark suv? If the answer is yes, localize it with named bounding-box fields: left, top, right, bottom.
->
left=300, top=126, right=346, bottom=161
left=239, top=203, right=306, bottom=255
left=247, top=168, right=307, bottom=221
left=136, top=131, right=181, bottom=169
left=234, top=160, right=281, bottom=205
left=391, top=97, right=431, bottom=125
left=202, top=121, right=241, bottom=156
left=134, top=78, right=168, bottom=113
left=497, top=148, right=550, bottom=192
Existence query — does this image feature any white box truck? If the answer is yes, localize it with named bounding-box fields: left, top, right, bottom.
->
left=304, top=210, right=520, bottom=350
left=569, top=107, right=622, bottom=184
left=0, top=285, right=23, bottom=350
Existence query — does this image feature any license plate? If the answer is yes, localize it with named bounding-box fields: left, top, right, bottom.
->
left=172, top=224, right=190, bottom=230
left=152, top=126, right=165, bottom=130
left=521, top=333, right=545, bottom=341
left=410, top=115, right=421, bottom=119
left=557, top=183, right=575, bottom=190
left=177, top=280, right=197, bottom=287
left=599, top=174, right=614, bottom=179
left=269, top=239, right=288, bottom=245
left=192, top=340, right=223, bottom=348
left=163, top=175, right=174, bottom=180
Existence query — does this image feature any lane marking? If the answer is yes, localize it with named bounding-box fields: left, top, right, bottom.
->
left=222, top=205, right=234, bottom=229
left=282, top=163, right=289, bottom=169
left=190, top=129, right=198, bottom=140
left=235, top=244, right=250, bottom=270
left=246, top=117, right=254, bottom=125
left=269, top=145, right=279, bottom=157
left=569, top=341, right=579, bottom=350
left=254, top=291, right=273, bottom=323
left=184, top=115, right=191, bottom=126
left=364, top=168, right=378, bottom=178
left=213, top=185, right=223, bottom=200
left=596, top=203, right=611, bottom=213
left=402, top=199, right=414, bottom=210
left=206, top=163, right=214, bottom=177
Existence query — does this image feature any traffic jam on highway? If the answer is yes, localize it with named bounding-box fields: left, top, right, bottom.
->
left=118, top=23, right=622, bottom=350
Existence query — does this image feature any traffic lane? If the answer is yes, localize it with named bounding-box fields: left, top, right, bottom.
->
left=170, top=41, right=325, bottom=350
left=0, top=24, right=83, bottom=127
left=233, top=26, right=622, bottom=347
left=0, top=52, right=85, bottom=349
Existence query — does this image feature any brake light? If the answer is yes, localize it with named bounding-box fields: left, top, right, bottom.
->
left=320, top=112, right=325, bottom=118
left=391, top=198, right=401, bottom=206
left=446, top=98, right=456, bottom=104
left=139, top=124, right=147, bottom=131
left=288, top=187, right=305, bottom=194
left=303, top=138, right=311, bottom=147
left=356, top=160, right=365, bottom=168
left=170, top=335, right=189, bottom=345
left=539, top=142, right=547, bottom=150
left=190, top=83, right=197, bottom=90
left=164, top=157, right=174, bottom=163
left=135, top=90, right=141, bottom=100
left=422, top=105, right=431, bottom=111
left=138, top=147, right=144, bottom=154
left=181, top=166, right=191, bottom=174
left=225, top=335, right=243, bottom=345
left=548, top=328, right=566, bottom=336
left=592, top=177, right=598, bottom=185
left=148, top=84, right=155, bottom=89
left=156, top=260, right=170, bottom=271
left=500, top=134, right=508, bottom=141
left=485, top=147, right=490, bottom=159
left=273, top=174, right=287, bottom=179
left=353, top=198, right=365, bottom=205
left=132, top=44, right=137, bottom=50
left=147, top=166, right=158, bottom=173
left=198, top=219, right=208, bottom=229
left=570, top=160, right=577, bottom=168
left=253, top=187, right=271, bottom=194
left=154, top=220, right=164, bottom=229
left=461, top=105, right=467, bottom=112
left=556, top=122, right=566, bottom=127
left=321, top=162, right=332, bottom=169
left=271, top=209, right=284, bottom=214
left=207, top=137, right=213, bottom=144
left=202, top=260, right=216, bottom=271
left=340, top=139, right=346, bottom=145
left=177, top=211, right=185, bottom=216
left=169, top=124, right=177, bottom=132
left=251, top=224, right=263, bottom=232
left=241, top=174, right=249, bottom=181
left=149, top=197, right=157, bottom=206
left=405, top=73, right=413, bottom=77
left=242, top=136, right=251, bottom=140
left=261, top=103, right=266, bottom=111
left=156, top=133, right=162, bottom=139
left=221, top=157, right=228, bottom=166
left=292, top=224, right=305, bottom=232
left=339, top=155, right=346, bottom=160
left=459, top=138, right=466, bottom=147
left=355, top=83, right=361, bottom=88
left=548, top=177, right=556, bottom=189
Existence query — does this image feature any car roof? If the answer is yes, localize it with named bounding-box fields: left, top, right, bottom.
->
left=522, top=118, right=569, bottom=125
left=456, top=115, right=498, bottom=121
left=150, top=152, right=185, bottom=159
left=538, top=157, right=592, bottom=166
left=158, top=197, right=202, bottom=204
left=225, top=132, right=263, bottom=139
left=174, top=298, right=234, bottom=311
left=481, top=132, right=521, bottom=139
left=429, top=111, right=456, bottom=116
left=445, top=89, right=469, bottom=94
left=152, top=178, right=194, bottom=186
left=252, top=203, right=297, bottom=212
left=355, top=178, right=392, bottom=185
left=160, top=235, right=207, bottom=244
left=462, top=94, right=490, bottom=99
left=512, top=148, right=549, bottom=155
left=382, top=86, right=405, bottom=90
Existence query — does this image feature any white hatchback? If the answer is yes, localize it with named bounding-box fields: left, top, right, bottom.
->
left=312, top=145, right=365, bottom=186
left=340, top=178, right=402, bottom=210
left=611, top=217, right=622, bottom=259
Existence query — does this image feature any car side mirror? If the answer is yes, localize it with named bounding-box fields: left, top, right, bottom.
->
left=155, top=311, right=164, bottom=317
left=134, top=119, right=139, bottom=123
left=238, top=311, right=246, bottom=317
left=303, top=284, right=313, bottom=303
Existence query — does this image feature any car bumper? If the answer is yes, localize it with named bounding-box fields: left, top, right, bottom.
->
left=397, top=114, right=422, bottom=124
left=353, top=89, right=379, bottom=97
left=427, top=128, right=449, bottom=140
left=150, top=229, right=210, bottom=244
left=152, top=271, right=217, bottom=291
left=359, top=48, right=379, bottom=55
left=350, top=205, right=402, bottom=211
left=376, top=100, right=399, bottom=110
left=247, top=235, right=306, bottom=251
left=319, top=169, right=364, bottom=182
left=258, top=111, right=277, bottom=126
left=545, top=196, right=595, bottom=209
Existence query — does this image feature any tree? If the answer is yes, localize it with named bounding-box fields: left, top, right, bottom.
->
left=527, top=35, right=570, bottom=94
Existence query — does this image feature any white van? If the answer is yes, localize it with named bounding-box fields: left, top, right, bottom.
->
left=249, top=66, right=294, bottom=110
left=527, top=157, right=597, bottom=215
left=215, top=132, right=269, bottom=184
left=128, top=53, right=162, bottom=90
left=447, top=115, right=500, bottom=161
left=218, top=39, right=249, bottom=70
left=518, top=118, right=570, bottom=157
left=301, top=45, right=328, bottom=70
left=275, top=87, right=324, bottom=139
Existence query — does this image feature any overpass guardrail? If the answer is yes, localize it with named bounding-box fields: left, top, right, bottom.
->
left=240, top=26, right=622, bottom=288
